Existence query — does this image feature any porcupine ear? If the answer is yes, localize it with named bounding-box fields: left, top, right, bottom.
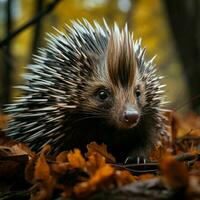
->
left=107, top=23, right=137, bottom=88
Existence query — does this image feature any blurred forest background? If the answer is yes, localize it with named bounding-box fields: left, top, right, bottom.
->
left=0, top=0, right=199, bottom=115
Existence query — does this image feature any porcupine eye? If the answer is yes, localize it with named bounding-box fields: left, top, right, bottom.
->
left=135, top=87, right=141, bottom=99
left=96, top=89, right=110, bottom=102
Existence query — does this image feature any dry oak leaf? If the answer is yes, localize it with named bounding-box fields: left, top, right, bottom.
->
left=67, top=149, right=86, bottom=169
left=0, top=142, right=33, bottom=157
left=51, top=151, right=70, bottom=174
left=86, top=152, right=106, bottom=175
left=114, top=170, right=135, bottom=187
left=56, top=151, right=69, bottom=162
left=87, top=142, right=116, bottom=163
left=73, top=164, right=115, bottom=198
left=27, top=145, right=51, bottom=182
left=11, top=143, right=35, bottom=158
left=51, top=162, right=70, bottom=174
left=0, top=143, right=30, bottom=178
left=34, top=150, right=51, bottom=181
left=30, top=179, right=54, bottom=200
left=30, top=145, right=55, bottom=200
left=160, top=155, right=189, bottom=190
left=25, top=155, right=37, bottom=183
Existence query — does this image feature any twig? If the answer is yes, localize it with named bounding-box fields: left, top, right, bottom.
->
left=0, top=0, right=61, bottom=48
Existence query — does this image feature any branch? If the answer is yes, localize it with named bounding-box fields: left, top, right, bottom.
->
left=0, top=0, right=61, bottom=48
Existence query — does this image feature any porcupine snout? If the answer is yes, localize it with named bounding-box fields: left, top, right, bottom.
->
left=122, top=104, right=139, bottom=128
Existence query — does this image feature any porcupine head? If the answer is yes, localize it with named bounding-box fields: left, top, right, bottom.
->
left=6, top=20, right=166, bottom=162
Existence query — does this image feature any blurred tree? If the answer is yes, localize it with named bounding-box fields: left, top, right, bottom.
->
left=2, top=0, right=13, bottom=108
left=31, top=0, right=44, bottom=62
left=164, top=0, right=200, bottom=113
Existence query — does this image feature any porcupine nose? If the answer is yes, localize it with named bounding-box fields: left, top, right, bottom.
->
left=123, top=107, right=139, bottom=125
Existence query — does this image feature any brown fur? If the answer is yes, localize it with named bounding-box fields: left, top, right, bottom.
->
left=106, top=25, right=137, bottom=88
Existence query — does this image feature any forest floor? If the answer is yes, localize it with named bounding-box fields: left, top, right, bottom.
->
left=0, top=111, right=199, bottom=200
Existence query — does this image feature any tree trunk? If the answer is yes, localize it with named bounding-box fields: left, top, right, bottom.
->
left=2, top=0, right=13, bottom=107
left=30, top=0, right=43, bottom=62
left=163, top=0, right=200, bottom=113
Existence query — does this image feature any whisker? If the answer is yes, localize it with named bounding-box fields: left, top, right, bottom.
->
left=67, top=115, right=106, bottom=126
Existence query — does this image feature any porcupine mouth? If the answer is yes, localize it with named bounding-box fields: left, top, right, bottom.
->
left=117, top=116, right=140, bottom=130
left=118, top=121, right=139, bottom=130
left=109, top=117, right=140, bottom=131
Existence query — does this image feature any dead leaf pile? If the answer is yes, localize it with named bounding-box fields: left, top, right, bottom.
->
left=24, top=142, right=135, bottom=199
left=0, top=112, right=199, bottom=200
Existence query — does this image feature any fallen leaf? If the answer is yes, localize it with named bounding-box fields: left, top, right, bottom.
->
left=56, top=151, right=69, bottom=162
left=86, top=152, right=106, bottom=175
left=160, top=155, right=189, bottom=190
left=74, top=164, right=114, bottom=198
left=34, top=151, right=50, bottom=181
left=114, top=170, right=135, bottom=187
left=87, top=142, right=116, bottom=163
left=67, top=149, right=86, bottom=169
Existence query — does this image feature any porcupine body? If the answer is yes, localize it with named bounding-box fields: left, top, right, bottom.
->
left=6, top=20, right=166, bottom=161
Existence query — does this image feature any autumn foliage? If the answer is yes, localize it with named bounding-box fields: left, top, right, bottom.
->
left=0, top=111, right=200, bottom=200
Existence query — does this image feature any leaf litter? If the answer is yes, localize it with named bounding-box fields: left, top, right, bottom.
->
left=0, top=111, right=199, bottom=199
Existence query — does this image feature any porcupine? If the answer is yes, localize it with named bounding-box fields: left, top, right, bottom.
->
left=6, top=19, right=167, bottom=162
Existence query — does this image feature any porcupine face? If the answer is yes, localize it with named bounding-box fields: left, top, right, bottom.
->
left=81, top=28, right=145, bottom=130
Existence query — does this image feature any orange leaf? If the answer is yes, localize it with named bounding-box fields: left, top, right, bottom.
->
left=34, top=149, right=50, bottom=181
left=160, top=155, right=189, bottom=190
left=114, top=170, right=135, bottom=187
left=74, top=165, right=114, bottom=198
left=51, top=162, right=70, bottom=174
left=30, top=180, right=54, bottom=200
left=86, top=152, right=106, bottom=175
left=56, top=151, right=69, bottom=162
left=87, top=142, right=116, bottom=163
left=85, top=164, right=114, bottom=186
left=138, top=173, right=155, bottom=181
left=67, top=149, right=86, bottom=169
left=25, top=156, right=37, bottom=183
